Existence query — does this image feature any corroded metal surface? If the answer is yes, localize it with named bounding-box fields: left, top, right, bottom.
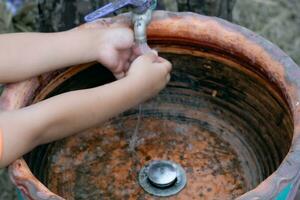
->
left=45, top=118, right=246, bottom=199
left=0, top=11, right=299, bottom=199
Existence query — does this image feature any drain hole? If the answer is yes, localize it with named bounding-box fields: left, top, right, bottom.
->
left=139, top=160, right=187, bottom=197
left=148, top=161, right=178, bottom=188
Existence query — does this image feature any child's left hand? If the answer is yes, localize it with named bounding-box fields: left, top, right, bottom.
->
left=94, top=27, right=136, bottom=79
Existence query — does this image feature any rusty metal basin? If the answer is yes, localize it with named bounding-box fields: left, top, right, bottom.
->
left=1, top=11, right=300, bottom=200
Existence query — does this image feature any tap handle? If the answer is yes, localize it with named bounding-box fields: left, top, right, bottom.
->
left=84, top=0, right=149, bottom=22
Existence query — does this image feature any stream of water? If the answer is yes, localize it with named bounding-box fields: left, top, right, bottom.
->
left=128, top=104, right=143, bottom=152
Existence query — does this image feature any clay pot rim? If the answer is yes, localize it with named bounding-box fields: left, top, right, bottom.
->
left=1, top=11, right=300, bottom=199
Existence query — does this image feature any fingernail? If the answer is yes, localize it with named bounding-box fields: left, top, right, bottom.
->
left=151, top=50, right=158, bottom=56
left=115, top=72, right=125, bottom=79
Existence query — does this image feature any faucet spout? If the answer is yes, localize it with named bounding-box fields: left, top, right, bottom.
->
left=84, top=0, right=157, bottom=53
left=132, top=8, right=153, bottom=45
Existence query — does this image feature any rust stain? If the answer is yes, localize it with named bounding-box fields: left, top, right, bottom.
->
left=47, top=118, right=246, bottom=200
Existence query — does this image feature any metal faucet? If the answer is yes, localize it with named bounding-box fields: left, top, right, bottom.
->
left=84, top=0, right=157, bottom=45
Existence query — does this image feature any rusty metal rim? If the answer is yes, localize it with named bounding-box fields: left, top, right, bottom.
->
left=0, top=11, right=299, bottom=199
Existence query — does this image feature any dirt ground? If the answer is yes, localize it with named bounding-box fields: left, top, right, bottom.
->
left=0, top=0, right=300, bottom=199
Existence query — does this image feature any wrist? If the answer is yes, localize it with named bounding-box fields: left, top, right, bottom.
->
left=86, top=28, right=105, bottom=62
left=122, top=75, right=152, bottom=102
left=65, top=28, right=103, bottom=63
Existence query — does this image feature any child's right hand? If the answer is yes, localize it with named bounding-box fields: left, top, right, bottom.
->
left=126, top=52, right=172, bottom=100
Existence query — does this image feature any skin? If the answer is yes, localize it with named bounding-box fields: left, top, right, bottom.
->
left=0, top=25, right=172, bottom=168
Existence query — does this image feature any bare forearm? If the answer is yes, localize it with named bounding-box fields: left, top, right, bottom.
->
left=0, top=77, right=144, bottom=166
left=37, top=77, right=145, bottom=143
left=0, top=30, right=98, bottom=82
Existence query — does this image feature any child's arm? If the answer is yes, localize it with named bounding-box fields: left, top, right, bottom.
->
left=0, top=53, right=172, bottom=167
left=0, top=27, right=134, bottom=82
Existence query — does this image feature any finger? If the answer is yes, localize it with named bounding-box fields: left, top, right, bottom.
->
left=101, top=47, right=119, bottom=71
left=116, top=51, right=131, bottom=72
left=151, top=50, right=158, bottom=56
left=156, top=58, right=172, bottom=73
left=114, top=53, right=132, bottom=75
left=110, top=58, right=126, bottom=75
left=114, top=72, right=125, bottom=79
left=118, top=60, right=127, bottom=73
left=130, top=50, right=138, bottom=62
left=166, top=74, right=171, bottom=83
left=120, top=49, right=132, bottom=62
left=123, top=61, right=130, bottom=72
left=164, top=60, right=172, bottom=73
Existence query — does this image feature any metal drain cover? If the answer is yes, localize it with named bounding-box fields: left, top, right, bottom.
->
left=139, top=160, right=187, bottom=197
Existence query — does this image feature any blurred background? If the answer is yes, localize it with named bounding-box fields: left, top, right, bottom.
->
left=0, top=0, right=299, bottom=199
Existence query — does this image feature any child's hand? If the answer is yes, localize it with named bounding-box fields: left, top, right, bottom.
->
left=95, top=27, right=135, bottom=79
left=126, top=52, right=172, bottom=100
